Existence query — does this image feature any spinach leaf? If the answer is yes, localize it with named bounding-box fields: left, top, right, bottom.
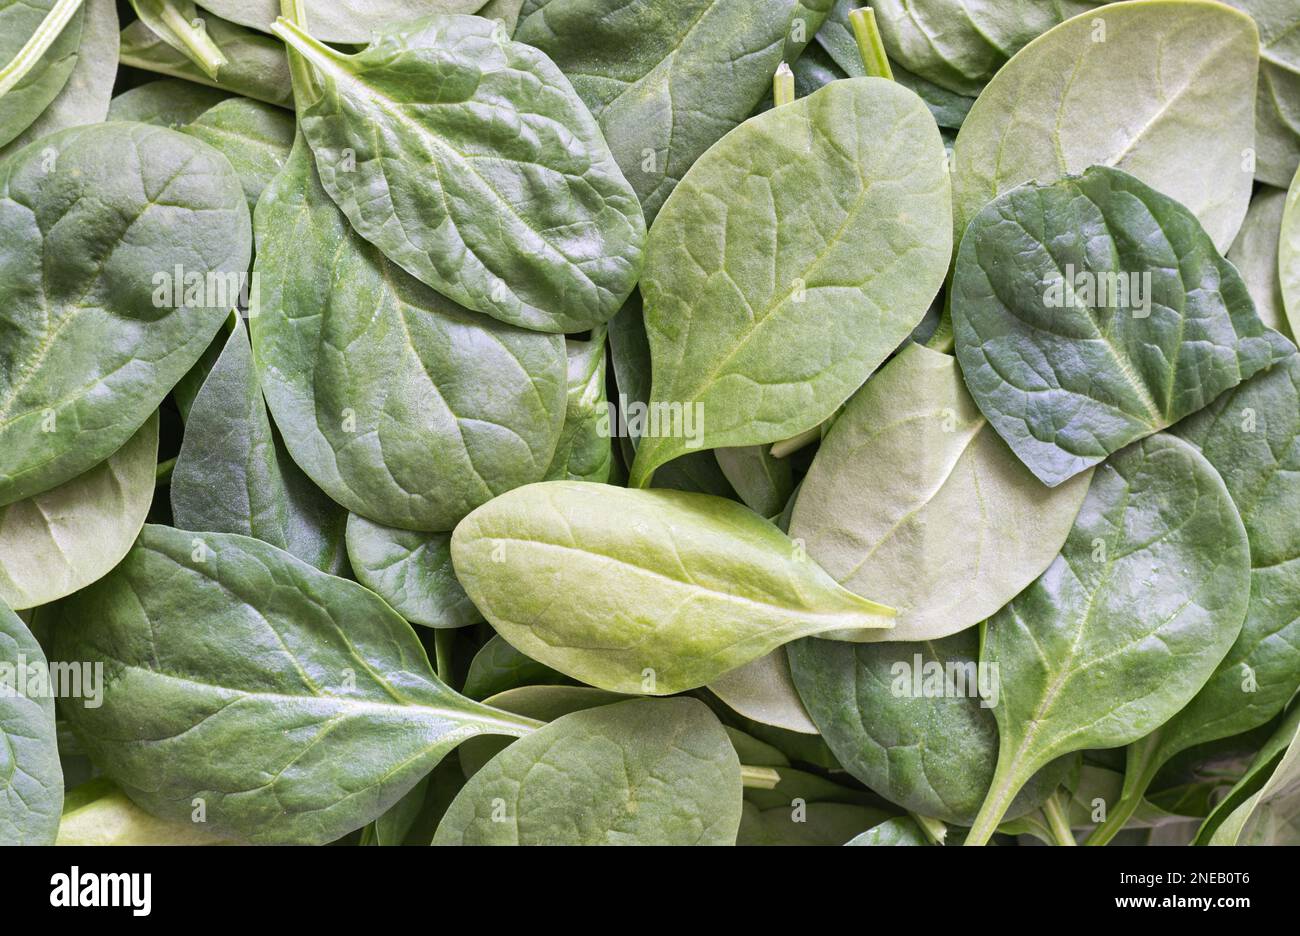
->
left=52, top=525, right=543, bottom=845
left=871, top=0, right=1102, bottom=97
left=714, top=445, right=793, bottom=518
left=738, top=801, right=891, bottom=846
left=196, top=0, right=488, bottom=43
left=344, top=514, right=480, bottom=629
left=433, top=697, right=742, bottom=845
left=517, top=0, right=824, bottom=223
left=1222, top=0, right=1300, bottom=188
left=1196, top=703, right=1300, bottom=844
left=0, top=413, right=156, bottom=610
left=846, top=817, right=929, bottom=846
left=452, top=481, right=895, bottom=694
left=0, top=0, right=85, bottom=148
left=0, top=121, right=250, bottom=505
left=120, top=14, right=292, bottom=108
left=461, top=634, right=573, bottom=700
left=708, top=648, right=818, bottom=735
left=1210, top=708, right=1300, bottom=844
left=106, top=77, right=227, bottom=125
left=250, top=134, right=567, bottom=532
left=1281, top=164, right=1300, bottom=339
left=1089, top=353, right=1300, bottom=842
left=966, top=433, right=1253, bottom=844
left=953, top=166, right=1292, bottom=488
left=0, top=0, right=116, bottom=159
left=544, top=327, right=612, bottom=483
left=629, top=77, right=951, bottom=486
left=790, top=630, right=1069, bottom=825
left=128, top=0, right=227, bottom=79
left=457, top=684, right=625, bottom=778
left=56, top=778, right=238, bottom=845
left=0, top=603, right=62, bottom=845
left=950, top=0, right=1259, bottom=252
left=791, top=343, right=1091, bottom=639
left=171, top=317, right=348, bottom=574
left=1227, top=186, right=1291, bottom=339
left=180, top=96, right=293, bottom=209
left=274, top=13, right=645, bottom=334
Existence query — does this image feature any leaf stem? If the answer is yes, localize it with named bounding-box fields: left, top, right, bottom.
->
left=155, top=457, right=177, bottom=485
left=1083, top=738, right=1161, bottom=846
left=912, top=813, right=947, bottom=845
left=773, top=62, right=795, bottom=107
left=0, top=0, right=86, bottom=98
left=770, top=427, right=821, bottom=459
left=433, top=629, right=455, bottom=684
left=848, top=8, right=893, bottom=80
left=159, top=2, right=227, bottom=79
left=271, top=13, right=328, bottom=108
left=1042, top=790, right=1076, bottom=846
left=964, top=756, right=1025, bottom=845
left=740, top=765, right=781, bottom=789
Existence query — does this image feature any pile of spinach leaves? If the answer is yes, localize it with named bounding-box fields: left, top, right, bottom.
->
left=3, top=0, right=1300, bottom=848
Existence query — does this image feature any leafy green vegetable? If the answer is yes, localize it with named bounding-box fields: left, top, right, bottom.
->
left=1281, top=164, right=1300, bottom=339
left=457, top=684, right=624, bottom=777
left=544, top=328, right=612, bottom=483
left=1222, top=0, right=1300, bottom=188
left=52, top=525, right=542, bottom=845
left=171, top=317, right=348, bottom=574
left=119, top=13, right=292, bottom=107
left=0, top=413, right=156, bottom=610
left=791, top=343, right=1091, bottom=639
left=433, top=698, right=742, bottom=845
left=0, top=603, right=62, bottom=845
left=1227, top=186, right=1291, bottom=338
left=953, top=166, right=1292, bottom=488
left=966, top=434, right=1252, bottom=844
left=708, top=648, right=818, bottom=735
left=629, top=77, right=951, bottom=485
left=0, top=0, right=85, bottom=148
left=251, top=135, right=567, bottom=532
left=715, top=445, right=793, bottom=518
left=345, top=514, right=480, bottom=628
left=128, top=0, right=227, bottom=79
left=56, top=778, right=237, bottom=845
left=180, top=96, right=293, bottom=209
left=273, top=13, right=645, bottom=334
left=197, top=0, right=489, bottom=43
left=452, top=481, right=894, bottom=694
left=950, top=0, right=1259, bottom=252
left=1210, top=708, right=1300, bottom=844
left=1197, top=703, right=1300, bottom=844
left=0, top=121, right=250, bottom=506
left=845, top=816, right=929, bottom=846
left=461, top=634, right=573, bottom=700
left=105, top=76, right=227, bottom=125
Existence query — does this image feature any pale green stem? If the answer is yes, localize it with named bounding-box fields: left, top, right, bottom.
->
left=1084, top=739, right=1161, bottom=846
left=912, top=813, right=948, bottom=845
left=1042, top=791, right=1076, bottom=846
left=773, top=62, right=795, bottom=107
left=0, top=0, right=86, bottom=98
left=848, top=8, right=893, bottom=80
left=924, top=313, right=954, bottom=353
left=433, top=629, right=455, bottom=684
left=273, top=6, right=322, bottom=107
left=160, top=2, right=227, bottom=77
left=770, top=427, right=821, bottom=459
left=740, top=765, right=781, bottom=790
left=964, top=756, right=1024, bottom=846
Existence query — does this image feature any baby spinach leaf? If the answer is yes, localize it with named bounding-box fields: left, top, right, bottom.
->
left=433, top=697, right=742, bottom=845
left=871, top=0, right=1102, bottom=97
left=739, top=801, right=891, bottom=846
left=452, top=481, right=895, bottom=695
left=1196, top=703, right=1300, bottom=844
left=953, top=166, right=1292, bottom=488
left=715, top=446, right=793, bottom=519
left=120, top=14, right=292, bottom=108
left=171, top=317, right=348, bottom=575
left=56, top=778, right=238, bottom=845
left=950, top=0, right=1259, bottom=251
left=0, top=121, right=250, bottom=506
left=128, top=0, right=226, bottom=80
left=708, top=647, right=818, bottom=735
left=1281, top=164, right=1300, bottom=339
left=274, top=13, right=645, bottom=334
left=789, top=630, right=1068, bottom=825
left=457, top=685, right=625, bottom=778
left=0, top=0, right=117, bottom=160
left=0, top=603, right=62, bottom=845
left=1227, top=186, right=1290, bottom=339
left=544, top=327, right=612, bottom=483
left=0, top=0, right=85, bottom=148
left=251, top=135, right=567, bottom=532
left=52, top=524, right=543, bottom=845
left=196, top=0, right=488, bottom=43
left=1210, top=710, right=1300, bottom=844
left=1222, top=0, right=1300, bottom=188
left=462, top=634, right=573, bottom=700
left=629, top=77, right=951, bottom=486
left=345, top=514, right=481, bottom=629
left=1091, top=354, right=1300, bottom=842
left=966, top=434, right=1253, bottom=844
left=517, top=0, right=822, bottom=223
left=106, top=77, right=227, bottom=125
left=791, top=343, right=1091, bottom=639
left=0, top=413, right=156, bottom=610
left=180, top=96, right=293, bottom=209
left=846, top=816, right=929, bottom=846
